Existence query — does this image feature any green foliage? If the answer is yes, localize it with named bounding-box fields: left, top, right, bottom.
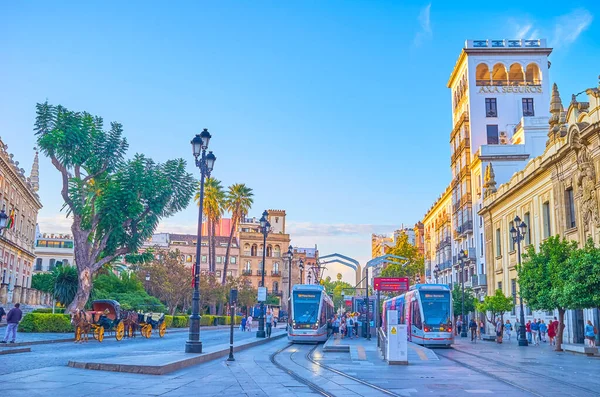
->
left=564, top=238, right=600, bottom=309
left=223, top=183, right=254, bottom=284
left=452, top=284, right=476, bottom=318
left=266, top=295, right=280, bottom=305
left=519, top=236, right=577, bottom=312
left=476, top=289, right=513, bottom=325
left=34, top=102, right=195, bottom=310
left=31, top=273, right=54, bottom=292
left=92, top=272, right=165, bottom=312
left=380, top=233, right=424, bottom=280
left=32, top=308, right=64, bottom=314
left=164, top=315, right=189, bottom=328
left=53, top=266, right=79, bottom=306
left=320, top=277, right=354, bottom=309
left=18, top=313, right=73, bottom=333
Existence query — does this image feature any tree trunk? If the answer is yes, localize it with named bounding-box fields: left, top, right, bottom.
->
left=222, top=214, right=238, bottom=285
left=556, top=308, right=566, bottom=352
left=67, top=267, right=93, bottom=313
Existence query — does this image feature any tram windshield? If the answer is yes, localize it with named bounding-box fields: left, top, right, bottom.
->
left=421, top=291, right=451, bottom=325
left=293, top=291, right=321, bottom=324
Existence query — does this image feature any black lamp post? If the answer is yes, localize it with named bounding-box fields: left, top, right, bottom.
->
left=186, top=128, right=216, bottom=354
left=434, top=264, right=440, bottom=284
left=287, top=245, right=293, bottom=312
left=459, top=249, right=468, bottom=338
left=299, top=259, right=304, bottom=284
left=511, top=216, right=529, bottom=347
left=145, top=272, right=150, bottom=291
left=308, top=272, right=312, bottom=285
left=257, top=210, right=271, bottom=338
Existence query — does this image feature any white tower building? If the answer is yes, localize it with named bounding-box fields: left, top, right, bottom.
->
left=446, top=39, right=552, bottom=299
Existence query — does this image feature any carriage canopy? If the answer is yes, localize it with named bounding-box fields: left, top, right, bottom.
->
left=91, top=300, right=121, bottom=320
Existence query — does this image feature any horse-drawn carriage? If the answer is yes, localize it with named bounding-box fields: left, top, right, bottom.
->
left=71, top=300, right=166, bottom=343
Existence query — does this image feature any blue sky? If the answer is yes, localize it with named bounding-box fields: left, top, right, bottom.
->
left=0, top=1, right=597, bottom=281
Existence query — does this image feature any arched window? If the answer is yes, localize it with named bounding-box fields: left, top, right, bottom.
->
left=476, top=63, right=491, bottom=86
left=508, top=63, right=524, bottom=85
left=62, top=259, right=70, bottom=266
left=491, top=63, right=508, bottom=85
left=244, top=244, right=251, bottom=256
left=273, top=281, right=279, bottom=292
left=244, top=261, right=251, bottom=275
left=273, top=262, right=279, bottom=275
left=273, top=245, right=281, bottom=257
left=251, top=244, right=257, bottom=256
left=35, top=258, right=42, bottom=271
left=266, top=245, right=272, bottom=257
left=525, top=63, right=541, bottom=84
left=49, top=259, right=56, bottom=271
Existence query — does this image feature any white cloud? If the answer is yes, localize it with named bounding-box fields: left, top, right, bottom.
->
left=552, top=8, right=593, bottom=48
left=37, top=214, right=72, bottom=233
left=514, top=23, right=533, bottom=39
left=286, top=221, right=397, bottom=237
left=413, top=3, right=432, bottom=47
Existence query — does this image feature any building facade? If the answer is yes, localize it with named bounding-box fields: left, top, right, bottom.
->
left=33, top=227, right=75, bottom=272
left=479, top=80, right=600, bottom=343
left=168, top=233, right=240, bottom=278
left=423, top=185, right=454, bottom=284
left=423, top=38, right=552, bottom=301
left=238, top=210, right=290, bottom=304
left=0, top=146, right=42, bottom=305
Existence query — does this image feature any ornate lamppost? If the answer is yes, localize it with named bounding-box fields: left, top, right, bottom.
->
left=307, top=273, right=312, bottom=285
left=459, top=249, right=468, bottom=338
left=186, top=129, right=216, bottom=354
left=510, top=216, right=529, bottom=347
left=434, top=264, right=440, bottom=284
left=256, top=210, right=271, bottom=338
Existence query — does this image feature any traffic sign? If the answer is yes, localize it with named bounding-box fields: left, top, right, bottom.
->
left=257, top=287, right=267, bottom=302
left=373, top=277, right=409, bottom=292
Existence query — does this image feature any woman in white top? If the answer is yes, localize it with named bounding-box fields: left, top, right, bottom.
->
left=247, top=315, right=253, bottom=331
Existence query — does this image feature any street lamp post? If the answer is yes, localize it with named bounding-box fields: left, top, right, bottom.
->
left=459, top=249, right=468, bottom=338
left=511, top=216, right=529, bottom=347
left=145, top=272, right=150, bottom=290
left=287, top=245, right=293, bottom=313
left=434, top=265, right=440, bottom=284
left=257, top=210, right=271, bottom=339
left=308, top=273, right=312, bottom=285
left=186, top=128, right=216, bottom=354
left=299, top=259, right=304, bottom=284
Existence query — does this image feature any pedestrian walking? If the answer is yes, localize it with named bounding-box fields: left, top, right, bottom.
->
left=333, top=315, right=340, bottom=339
left=1, top=303, right=23, bottom=344
left=241, top=316, right=247, bottom=332
left=354, top=314, right=359, bottom=338
left=514, top=319, right=521, bottom=340
left=585, top=320, right=597, bottom=347
left=479, top=320, right=485, bottom=340
left=526, top=320, right=532, bottom=343
left=457, top=318, right=463, bottom=336
left=504, top=320, right=512, bottom=341
left=469, top=318, right=477, bottom=342
left=340, top=318, right=347, bottom=339
left=531, top=319, right=540, bottom=345
left=539, top=320, right=548, bottom=342
left=495, top=318, right=503, bottom=344
left=247, top=315, right=253, bottom=332
left=548, top=317, right=557, bottom=346
left=266, top=311, right=273, bottom=338
left=347, top=315, right=354, bottom=339
left=273, top=315, right=278, bottom=328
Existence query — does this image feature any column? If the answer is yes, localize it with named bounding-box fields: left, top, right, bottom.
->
left=0, top=283, right=7, bottom=304
left=12, top=285, right=22, bottom=304
left=21, top=287, right=29, bottom=305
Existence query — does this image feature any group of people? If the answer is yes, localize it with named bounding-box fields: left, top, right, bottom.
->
left=328, top=313, right=360, bottom=339
left=496, top=317, right=597, bottom=347
left=239, top=311, right=278, bottom=337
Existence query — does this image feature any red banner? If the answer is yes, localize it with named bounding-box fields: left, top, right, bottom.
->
left=373, top=277, right=409, bottom=292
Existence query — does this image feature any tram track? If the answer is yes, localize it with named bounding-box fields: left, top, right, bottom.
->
left=270, top=343, right=402, bottom=397
left=435, top=348, right=598, bottom=397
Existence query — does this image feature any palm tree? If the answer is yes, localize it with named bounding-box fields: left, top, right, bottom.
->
left=196, top=178, right=225, bottom=273
left=222, top=184, right=254, bottom=284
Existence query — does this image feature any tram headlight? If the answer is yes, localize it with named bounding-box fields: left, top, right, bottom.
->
left=312, top=321, right=319, bottom=330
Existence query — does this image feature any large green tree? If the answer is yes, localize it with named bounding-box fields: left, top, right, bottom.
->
left=196, top=178, right=225, bottom=273
left=35, top=103, right=195, bottom=312
left=476, top=289, right=513, bottom=327
left=519, top=235, right=578, bottom=351
left=380, top=233, right=424, bottom=279
left=222, top=183, right=253, bottom=284
left=564, top=238, right=600, bottom=310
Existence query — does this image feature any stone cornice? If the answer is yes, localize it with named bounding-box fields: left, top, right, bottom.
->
left=0, top=154, right=43, bottom=210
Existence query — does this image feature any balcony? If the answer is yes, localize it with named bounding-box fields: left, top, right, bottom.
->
left=435, top=237, right=451, bottom=251
left=455, top=220, right=473, bottom=237
left=271, top=271, right=281, bottom=276
left=257, top=270, right=264, bottom=276
left=242, top=270, right=252, bottom=276
left=471, top=274, right=487, bottom=287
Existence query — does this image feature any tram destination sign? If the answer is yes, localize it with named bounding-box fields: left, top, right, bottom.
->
left=373, top=277, right=409, bottom=292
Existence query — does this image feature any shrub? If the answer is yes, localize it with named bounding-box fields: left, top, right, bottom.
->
left=18, top=313, right=73, bottom=333
left=32, top=308, right=64, bottom=314
left=172, top=316, right=189, bottom=327
left=164, top=315, right=173, bottom=328
left=200, top=315, right=213, bottom=326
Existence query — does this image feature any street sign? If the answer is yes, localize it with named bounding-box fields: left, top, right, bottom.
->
left=373, top=277, right=409, bottom=292
left=257, top=287, right=267, bottom=302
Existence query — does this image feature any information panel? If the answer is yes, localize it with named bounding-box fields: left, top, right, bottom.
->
left=373, top=277, right=409, bottom=292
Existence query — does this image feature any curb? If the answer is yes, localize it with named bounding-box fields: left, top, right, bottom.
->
left=0, top=347, right=31, bottom=355
left=10, top=325, right=233, bottom=347
left=323, top=335, right=350, bottom=352
left=68, top=332, right=287, bottom=375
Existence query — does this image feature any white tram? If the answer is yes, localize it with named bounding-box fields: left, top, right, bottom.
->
left=288, top=284, right=334, bottom=343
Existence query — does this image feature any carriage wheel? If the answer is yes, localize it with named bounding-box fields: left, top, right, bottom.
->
left=92, top=325, right=99, bottom=340
left=95, top=326, right=105, bottom=342
left=159, top=322, right=166, bottom=338
left=128, top=325, right=134, bottom=338
left=143, top=324, right=152, bottom=338
left=115, top=322, right=125, bottom=341
left=75, top=327, right=82, bottom=342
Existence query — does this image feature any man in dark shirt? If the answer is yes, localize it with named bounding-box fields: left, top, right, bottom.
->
left=1, top=303, right=23, bottom=343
